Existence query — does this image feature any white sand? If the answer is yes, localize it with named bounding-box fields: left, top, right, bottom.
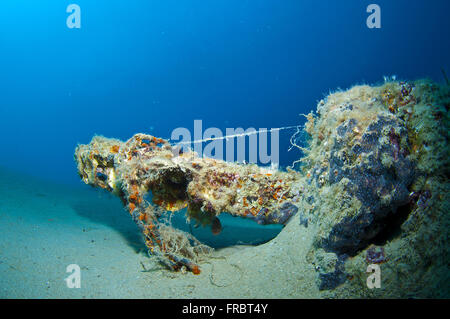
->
left=0, top=168, right=320, bottom=298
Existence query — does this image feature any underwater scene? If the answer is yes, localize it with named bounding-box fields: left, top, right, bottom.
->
left=0, top=0, right=449, bottom=300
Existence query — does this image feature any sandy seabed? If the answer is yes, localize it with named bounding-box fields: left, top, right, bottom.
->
left=0, top=167, right=319, bottom=298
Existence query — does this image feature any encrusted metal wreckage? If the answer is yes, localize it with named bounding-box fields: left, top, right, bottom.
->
left=75, top=133, right=300, bottom=274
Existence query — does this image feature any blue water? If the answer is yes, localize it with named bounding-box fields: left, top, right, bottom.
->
left=0, top=0, right=449, bottom=186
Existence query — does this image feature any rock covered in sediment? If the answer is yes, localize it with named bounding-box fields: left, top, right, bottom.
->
left=294, top=79, right=449, bottom=297
left=298, top=83, right=417, bottom=254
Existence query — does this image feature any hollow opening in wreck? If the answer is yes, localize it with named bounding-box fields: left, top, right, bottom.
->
left=340, top=201, right=415, bottom=257
left=162, top=210, right=283, bottom=249
left=140, top=191, right=284, bottom=249
left=369, top=202, right=413, bottom=246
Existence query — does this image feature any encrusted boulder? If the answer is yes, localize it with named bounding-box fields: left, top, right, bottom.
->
left=296, top=80, right=449, bottom=296
left=323, top=114, right=416, bottom=255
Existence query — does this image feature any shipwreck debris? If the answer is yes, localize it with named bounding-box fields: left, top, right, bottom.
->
left=75, top=133, right=300, bottom=273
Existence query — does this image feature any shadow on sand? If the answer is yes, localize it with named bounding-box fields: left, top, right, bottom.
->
left=70, top=187, right=283, bottom=253
left=70, top=189, right=147, bottom=254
